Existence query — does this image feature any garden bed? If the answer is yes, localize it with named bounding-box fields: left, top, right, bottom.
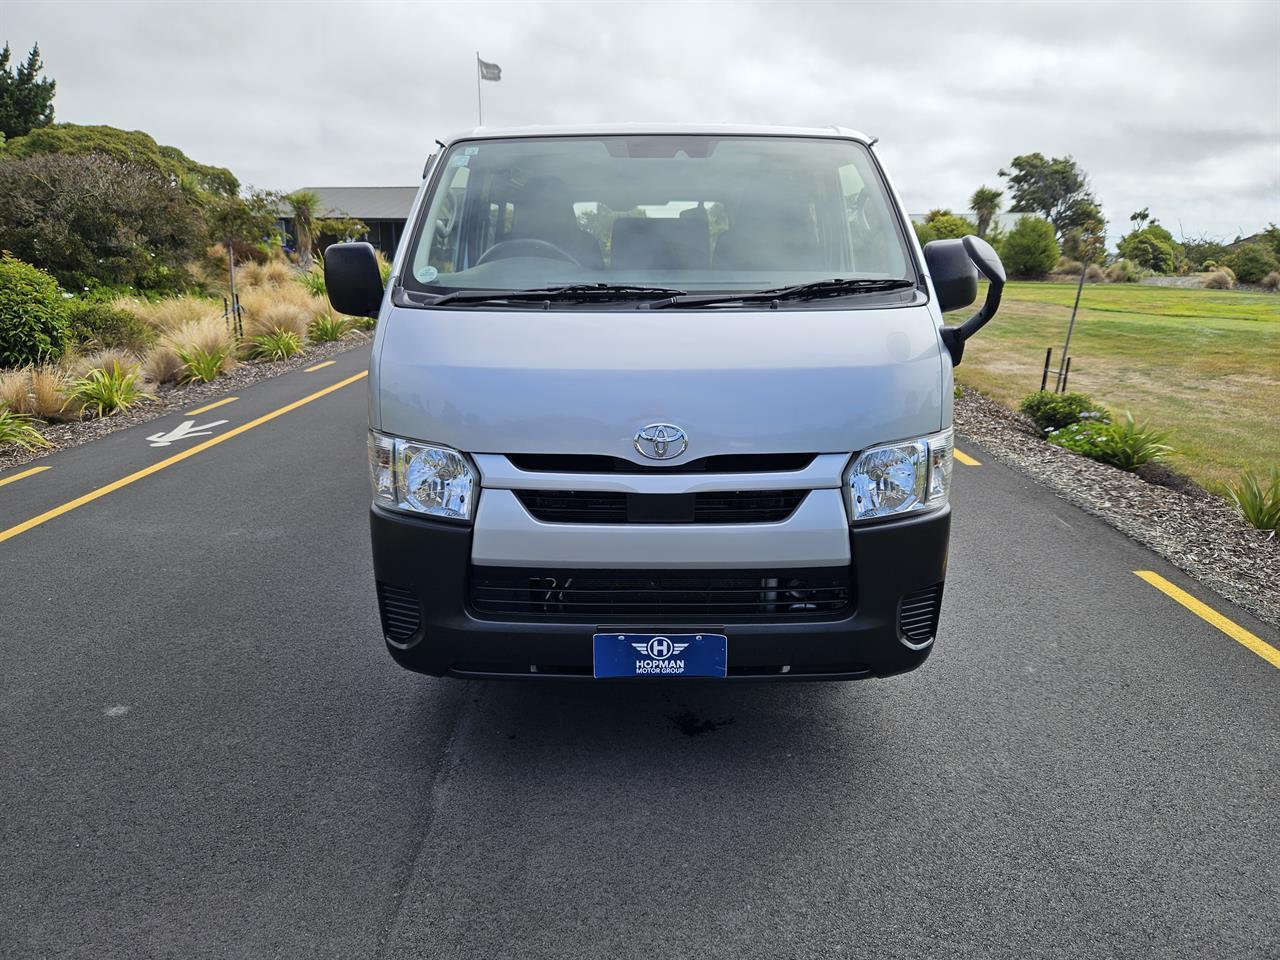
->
left=0, top=333, right=369, bottom=473
left=954, top=386, right=1280, bottom=628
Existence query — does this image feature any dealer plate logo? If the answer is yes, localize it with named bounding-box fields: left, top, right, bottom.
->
left=631, top=637, right=689, bottom=660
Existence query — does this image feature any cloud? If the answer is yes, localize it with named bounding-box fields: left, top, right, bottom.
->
left=5, top=0, right=1278, bottom=240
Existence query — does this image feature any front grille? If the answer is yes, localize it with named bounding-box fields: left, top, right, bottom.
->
left=506, top=453, right=816, bottom=474
left=514, top=489, right=808, bottom=524
left=898, top=583, right=943, bottom=642
left=470, top=567, right=852, bottom=622
left=377, top=582, right=421, bottom=641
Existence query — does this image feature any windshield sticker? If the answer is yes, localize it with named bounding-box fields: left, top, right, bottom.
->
left=417, top=265, right=438, bottom=282
left=449, top=154, right=470, bottom=167
left=463, top=146, right=480, bottom=156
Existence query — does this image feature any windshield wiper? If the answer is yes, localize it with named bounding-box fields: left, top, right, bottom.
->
left=430, top=283, right=688, bottom=307
left=645, top=277, right=914, bottom=309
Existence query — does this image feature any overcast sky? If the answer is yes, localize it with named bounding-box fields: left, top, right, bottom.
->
left=5, top=0, right=1278, bottom=241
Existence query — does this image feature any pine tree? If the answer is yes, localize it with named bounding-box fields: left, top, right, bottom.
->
left=0, top=43, right=57, bottom=140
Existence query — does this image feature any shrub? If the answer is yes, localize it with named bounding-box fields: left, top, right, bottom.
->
left=1225, top=243, right=1279, bottom=284
left=1105, top=259, right=1140, bottom=283
left=1019, top=390, right=1109, bottom=432
left=64, top=360, right=150, bottom=418
left=999, top=216, right=1059, bottom=279
left=0, top=152, right=206, bottom=292
left=65, top=300, right=155, bottom=352
left=1116, top=225, right=1180, bottom=275
left=1220, top=468, right=1280, bottom=534
left=1261, top=271, right=1280, bottom=292
left=0, top=254, right=70, bottom=366
left=1085, top=263, right=1104, bottom=282
left=915, top=212, right=977, bottom=245
left=1182, top=237, right=1229, bottom=271
left=297, top=266, right=326, bottom=297
left=1203, top=270, right=1234, bottom=290
left=0, top=408, right=51, bottom=450
left=308, top=311, right=349, bottom=343
left=1054, top=257, right=1084, bottom=275
left=1048, top=413, right=1172, bottom=471
left=247, top=329, right=303, bottom=362
left=1, top=122, right=238, bottom=196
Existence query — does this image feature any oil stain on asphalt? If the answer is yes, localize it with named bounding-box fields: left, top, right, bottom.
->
left=668, top=707, right=735, bottom=736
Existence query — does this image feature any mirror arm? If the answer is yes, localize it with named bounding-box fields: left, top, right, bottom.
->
left=942, top=237, right=1006, bottom=366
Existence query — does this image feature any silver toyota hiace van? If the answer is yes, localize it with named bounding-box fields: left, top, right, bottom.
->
left=325, top=124, right=1005, bottom=681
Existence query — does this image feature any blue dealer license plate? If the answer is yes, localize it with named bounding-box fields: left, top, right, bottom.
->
left=593, top=633, right=728, bottom=678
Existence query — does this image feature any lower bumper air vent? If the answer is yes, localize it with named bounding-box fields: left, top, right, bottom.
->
left=898, top=583, right=943, bottom=644
left=470, top=566, right=851, bottom=622
left=377, top=582, right=421, bottom=642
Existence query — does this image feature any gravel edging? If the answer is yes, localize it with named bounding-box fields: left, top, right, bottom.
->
left=0, top=334, right=371, bottom=473
left=954, top=387, right=1280, bottom=629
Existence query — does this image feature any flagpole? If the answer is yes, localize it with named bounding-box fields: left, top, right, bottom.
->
left=475, top=51, right=482, bottom=126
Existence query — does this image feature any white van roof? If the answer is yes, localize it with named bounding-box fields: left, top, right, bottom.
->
left=442, top=123, right=873, bottom=146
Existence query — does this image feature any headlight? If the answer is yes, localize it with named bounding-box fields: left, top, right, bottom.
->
left=846, top=428, right=952, bottom=523
left=368, top=430, right=477, bottom=521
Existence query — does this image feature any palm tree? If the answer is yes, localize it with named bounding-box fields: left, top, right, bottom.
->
left=969, top=186, right=1003, bottom=239
left=287, top=190, right=321, bottom=266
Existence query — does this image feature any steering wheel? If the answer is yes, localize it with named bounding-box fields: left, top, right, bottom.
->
left=477, top=237, right=582, bottom=267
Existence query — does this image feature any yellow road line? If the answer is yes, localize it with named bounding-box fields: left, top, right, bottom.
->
left=185, top=396, right=238, bottom=416
left=305, top=360, right=336, bottom=372
left=0, top=465, right=51, bottom=489
left=1134, top=570, right=1280, bottom=670
left=954, top=449, right=981, bottom=466
left=0, top=372, right=368, bottom=545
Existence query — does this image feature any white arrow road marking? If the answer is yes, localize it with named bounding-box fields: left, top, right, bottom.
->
left=146, top=419, right=229, bottom=448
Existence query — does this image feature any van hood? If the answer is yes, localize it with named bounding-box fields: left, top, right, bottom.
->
left=372, top=304, right=947, bottom=461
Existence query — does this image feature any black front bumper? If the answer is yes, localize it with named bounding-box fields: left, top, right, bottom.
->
left=369, top=505, right=950, bottom=681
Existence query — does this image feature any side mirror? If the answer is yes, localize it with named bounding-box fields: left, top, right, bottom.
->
left=924, top=235, right=1006, bottom=366
left=324, top=242, right=384, bottom=318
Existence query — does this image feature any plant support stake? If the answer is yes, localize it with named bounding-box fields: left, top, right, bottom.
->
left=1056, top=261, right=1088, bottom=392
left=1040, top=347, right=1052, bottom=391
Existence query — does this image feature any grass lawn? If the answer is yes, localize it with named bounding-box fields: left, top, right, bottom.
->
left=951, top=281, right=1280, bottom=489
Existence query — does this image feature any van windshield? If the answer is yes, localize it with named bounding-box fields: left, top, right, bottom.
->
left=402, top=136, right=914, bottom=299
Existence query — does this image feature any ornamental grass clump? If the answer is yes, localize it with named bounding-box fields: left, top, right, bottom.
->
left=1219, top=468, right=1280, bottom=535
left=114, top=295, right=220, bottom=334
left=1048, top=412, right=1172, bottom=472
left=0, top=408, right=51, bottom=450
left=63, top=359, right=151, bottom=418
left=0, top=365, right=73, bottom=420
left=141, top=340, right=184, bottom=385
left=236, top=259, right=296, bottom=290
left=246, top=329, right=303, bottom=362
left=170, top=316, right=237, bottom=383
left=307, top=311, right=349, bottom=343
left=297, top=266, right=327, bottom=298
left=238, top=285, right=320, bottom=340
